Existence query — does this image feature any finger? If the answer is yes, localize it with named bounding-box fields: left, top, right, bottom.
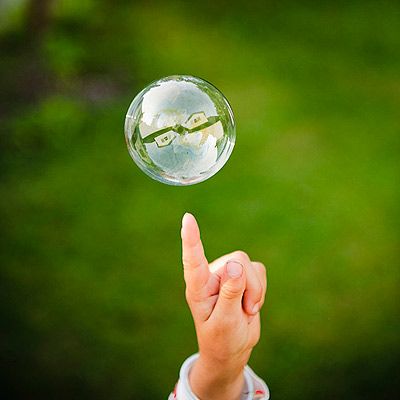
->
left=181, top=212, right=209, bottom=297
left=221, top=251, right=263, bottom=315
left=213, top=260, right=246, bottom=318
left=248, top=312, right=261, bottom=348
left=241, top=255, right=263, bottom=315
left=209, top=251, right=263, bottom=315
left=252, top=261, right=267, bottom=310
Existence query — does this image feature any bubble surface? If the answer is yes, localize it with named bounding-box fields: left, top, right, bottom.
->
left=124, top=75, right=236, bottom=185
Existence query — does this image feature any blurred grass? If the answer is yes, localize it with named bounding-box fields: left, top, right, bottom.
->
left=0, top=0, right=399, bottom=399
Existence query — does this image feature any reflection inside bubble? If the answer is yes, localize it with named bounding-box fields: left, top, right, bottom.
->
left=125, top=75, right=235, bottom=185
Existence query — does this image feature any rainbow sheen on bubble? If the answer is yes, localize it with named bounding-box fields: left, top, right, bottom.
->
left=124, top=75, right=235, bottom=185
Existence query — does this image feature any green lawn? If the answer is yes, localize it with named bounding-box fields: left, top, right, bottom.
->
left=1, top=1, right=399, bottom=399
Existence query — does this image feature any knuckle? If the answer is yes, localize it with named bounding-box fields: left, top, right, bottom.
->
left=261, top=264, right=267, bottom=277
left=254, top=261, right=266, bottom=274
left=254, top=261, right=267, bottom=285
left=231, top=250, right=249, bottom=263
left=221, top=284, right=241, bottom=300
left=182, top=256, right=198, bottom=269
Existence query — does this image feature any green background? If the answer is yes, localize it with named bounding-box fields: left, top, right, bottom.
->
left=1, top=0, right=399, bottom=398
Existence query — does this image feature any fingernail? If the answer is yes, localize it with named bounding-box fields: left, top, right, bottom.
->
left=252, top=303, right=260, bottom=314
left=227, top=261, right=243, bottom=278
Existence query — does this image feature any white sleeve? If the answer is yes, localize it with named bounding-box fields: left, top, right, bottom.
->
left=168, top=353, right=270, bottom=400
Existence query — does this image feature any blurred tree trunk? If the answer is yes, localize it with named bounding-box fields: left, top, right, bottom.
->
left=25, top=0, right=54, bottom=42
left=0, top=0, right=55, bottom=119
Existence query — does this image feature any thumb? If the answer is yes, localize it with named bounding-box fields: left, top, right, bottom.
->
left=214, top=261, right=246, bottom=316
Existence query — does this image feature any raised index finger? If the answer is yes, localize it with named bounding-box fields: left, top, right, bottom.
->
left=181, top=213, right=209, bottom=295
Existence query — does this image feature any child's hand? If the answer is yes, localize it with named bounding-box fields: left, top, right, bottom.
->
left=181, top=213, right=267, bottom=400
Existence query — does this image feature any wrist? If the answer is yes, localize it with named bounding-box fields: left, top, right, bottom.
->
left=198, top=347, right=252, bottom=371
left=189, top=354, right=245, bottom=400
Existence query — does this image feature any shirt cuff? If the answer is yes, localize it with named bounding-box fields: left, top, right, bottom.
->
left=168, top=353, right=270, bottom=400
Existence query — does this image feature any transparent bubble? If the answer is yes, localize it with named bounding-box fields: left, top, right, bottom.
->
left=124, top=75, right=235, bottom=185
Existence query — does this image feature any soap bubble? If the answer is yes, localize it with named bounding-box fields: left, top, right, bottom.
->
left=124, top=75, right=235, bottom=185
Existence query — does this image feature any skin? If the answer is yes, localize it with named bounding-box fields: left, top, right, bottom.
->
left=181, top=213, right=267, bottom=400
